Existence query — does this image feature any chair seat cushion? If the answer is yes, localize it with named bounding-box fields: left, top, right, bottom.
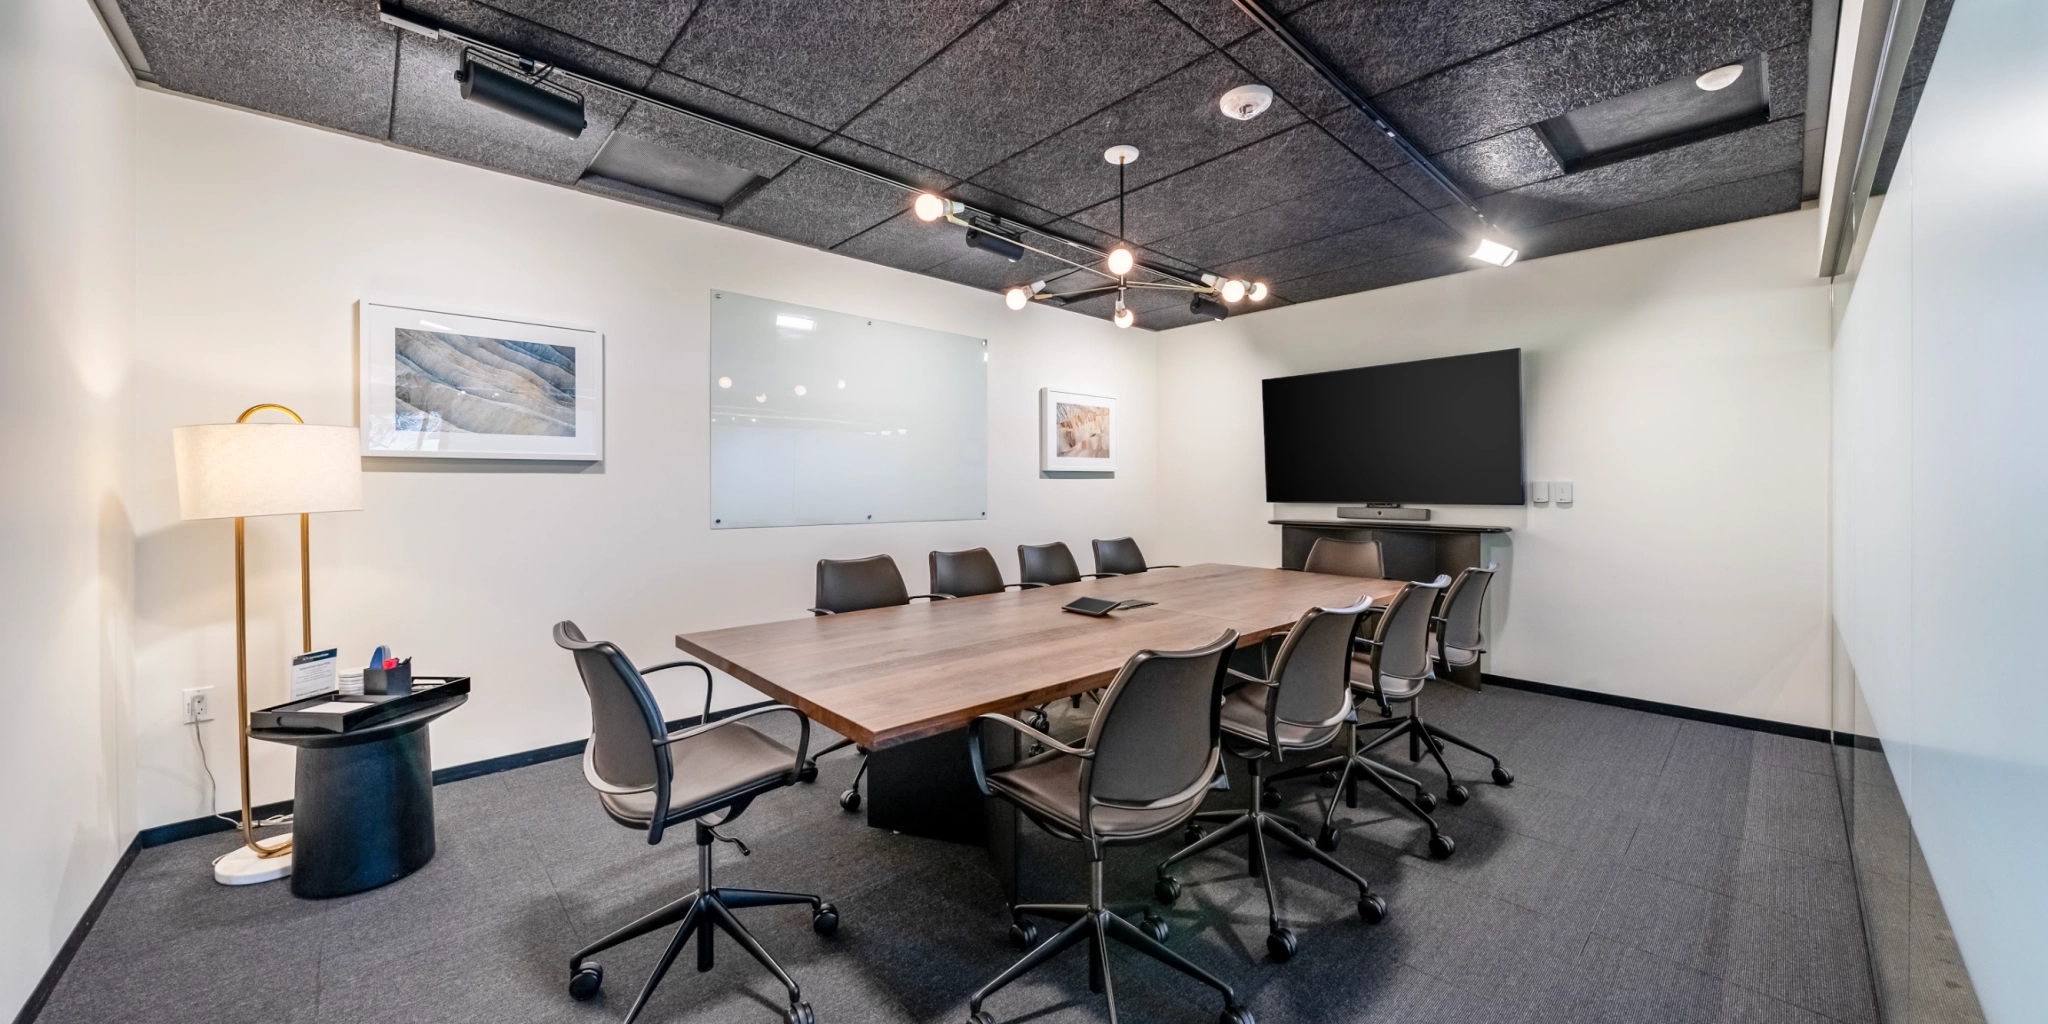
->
left=1219, top=683, right=1342, bottom=750
left=1351, top=651, right=1426, bottom=701
left=987, top=750, right=1195, bottom=841
left=600, top=723, right=795, bottom=825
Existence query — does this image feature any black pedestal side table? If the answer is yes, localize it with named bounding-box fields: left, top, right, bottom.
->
left=250, top=694, right=467, bottom=899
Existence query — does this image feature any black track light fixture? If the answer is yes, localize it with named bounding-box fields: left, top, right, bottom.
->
left=1189, top=294, right=1230, bottom=321
left=456, top=54, right=586, bottom=138
left=964, top=227, right=1026, bottom=262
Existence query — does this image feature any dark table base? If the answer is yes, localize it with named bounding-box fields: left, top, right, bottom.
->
left=291, top=720, right=437, bottom=898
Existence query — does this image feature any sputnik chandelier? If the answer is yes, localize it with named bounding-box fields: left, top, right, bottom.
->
left=913, top=145, right=1268, bottom=330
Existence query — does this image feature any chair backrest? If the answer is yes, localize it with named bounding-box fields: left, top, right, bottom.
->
left=1303, top=537, right=1384, bottom=579
left=1092, top=537, right=1149, bottom=576
left=1437, top=564, right=1496, bottom=653
left=1266, top=599, right=1374, bottom=738
left=815, top=554, right=910, bottom=613
left=1370, top=577, right=1450, bottom=684
left=554, top=620, right=670, bottom=819
left=930, top=547, right=1007, bottom=598
left=1018, top=541, right=1083, bottom=586
left=1083, top=630, right=1238, bottom=810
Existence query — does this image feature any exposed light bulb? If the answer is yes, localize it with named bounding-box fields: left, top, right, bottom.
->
left=913, top=192, right=947, bottom=221
left=1113, top=302, right=1135, bottom=329
left=1248, top=281, right=1269, bottom=301
left=1106, top=247, right=1135, bottom=276
left=1220, top=279, right=1247, bottom=303
left=1005, top=286, right=1030, bottom=310
left=1469, top=238, right=1520, bottom=266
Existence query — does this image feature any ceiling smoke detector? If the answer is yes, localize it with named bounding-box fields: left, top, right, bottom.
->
left=1219, top=84, right=1274, bottom=121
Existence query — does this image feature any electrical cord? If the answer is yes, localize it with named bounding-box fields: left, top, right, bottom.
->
left=190, top=717, right=292, bottom=834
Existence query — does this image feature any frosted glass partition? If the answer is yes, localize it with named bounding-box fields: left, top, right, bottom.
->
left=710, top=291, right=987, bottom=529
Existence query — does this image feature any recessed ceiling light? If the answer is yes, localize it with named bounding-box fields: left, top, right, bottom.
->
left=1219, top=84, right=1274, bottom=121
left=1469, top=239, right=1520, bottom=266
left=1695, top=64, right=1744, bottom=91
left=775, top=314, right=814, bottom=330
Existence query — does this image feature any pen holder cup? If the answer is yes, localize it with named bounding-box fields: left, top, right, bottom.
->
left=364, top=659, right=413, bottom=696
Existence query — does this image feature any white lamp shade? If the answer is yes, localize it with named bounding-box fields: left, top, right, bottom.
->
left=173, top=423, right=364, bottom=520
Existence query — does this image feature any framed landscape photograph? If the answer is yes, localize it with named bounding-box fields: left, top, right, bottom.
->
left=1040, top=388, right=1116, bottom=473
left=358, top=301, right=603, bottom=460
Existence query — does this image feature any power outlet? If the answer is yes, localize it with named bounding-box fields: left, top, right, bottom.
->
left=183, top=687, right=215, bottom=724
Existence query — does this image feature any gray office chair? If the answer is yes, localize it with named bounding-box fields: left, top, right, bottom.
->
left=1092, top=536, right=1178, bottom=576
left=967, top=630, right=1254, bottom=1024
left=1301, top=536, right=1384, bottom=579
left=805, top=554, right=949, bottom=812
left=553, top=621, right=836, bottom=1024
left=1153, top=599, right=1388, bottom=962
left=1017, top=541, right=1112, bottom=586
left=1402, top=566, right=1514, bottom=786
left=1266, top=578, right=1459, bottom=859
left=931, top=547, right=1043, bottom=598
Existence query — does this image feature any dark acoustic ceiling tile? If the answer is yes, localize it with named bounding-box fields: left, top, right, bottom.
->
left=1432, top=128, right=1565, bottom=197
left=1218, top=209, right=1463, bottom=283
left=1902, top=0, right=1955, bottom=89
left=1379, top=157, right=1463, bottom=211
left=1224, top=27, right=1352, bottom=120
left=1146, top=173, right=1421, bottom=267
left=403, top=0, right=657, bottom=85
left=832, top=213, right=976, bottom=274
left=476, top=0, right=699, bottom=64
left=947, top=183, right=1064, bottom=231
left=1870, top=83, right=1920, bottom=196
left=1150, top=0, right=1261, bottom=47
left=1316, top=105, right=1415, bottom=170
left=1766, top=42, right=1807, bottom=121
left=614, top=97, right=801, bottom=183
left=839, top=0, right=1214, bottom=178
left=920, top=244, right=1079, bottom=292
left=1373, top=0, right=1813, bottom=153
left=1284, top=0, right=1617, bottom=96
left=389, top=34, right=632, bottom=184
left=1068, top=123, right=1377, bottom=245
left=115, top=0, right=397, bottom=139
left=720, top=157, right=907, bottom=249
left=970, top=52, right=1307, bottom=218
left=1271, top=242, right=1475, bottom=303
left=817, top=135, right=954, bottom=194
left=638, top=71, right=831, bottom=175
left=576, top=175, right=720, bottom=220
left=662, top=0, right=1005, bottom=130
left=1519, top=167, right=1802, bottom=259
left=1480, top=116, right=1802, bottom=229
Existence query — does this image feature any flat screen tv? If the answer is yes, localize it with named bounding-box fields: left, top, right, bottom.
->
left=1263, top=349, right=1524, bottom=505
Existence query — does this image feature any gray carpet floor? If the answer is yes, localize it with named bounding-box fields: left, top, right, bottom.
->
left=35, top=685, right=1875, bottom=1024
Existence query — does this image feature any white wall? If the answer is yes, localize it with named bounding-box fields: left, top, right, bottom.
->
left=1831, top=0, right=2048, bottom=1017
left=0, top=0, right=137, bottom=1013
left=129, top=90, right=1160, bottom=830
left=1156, top=210, right=1834, bottom=727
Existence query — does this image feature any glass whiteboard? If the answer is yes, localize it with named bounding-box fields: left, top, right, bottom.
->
left=710, top=291, right=987, bottom=529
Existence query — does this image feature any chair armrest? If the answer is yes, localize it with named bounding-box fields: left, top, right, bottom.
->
left=1351, top=636, right=1381, bottom=651
left=658, top=704, right=812, bottom=781
left=1079, top=572, right=1117, bottom=579
left=967, top=713, right=1090, bottom=797
left=1226, top=667, right=1273, bottom=686
left=807, top=608, right=836, bottom=616
left=1006, top=582, right=1047, bottom=590
left=639, top=660, right=716, bottom=726
left=1150, top=564, right=1181, bottom=569
left=909, top=593, right=953, bottom=602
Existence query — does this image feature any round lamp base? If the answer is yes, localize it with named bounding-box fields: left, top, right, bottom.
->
left=214, top=835, right=293, bottom=886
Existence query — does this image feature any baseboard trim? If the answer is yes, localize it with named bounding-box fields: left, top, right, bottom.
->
left=135, top=701, right=773, bottom=849
left=11, top=836, right=141, bottom=1024
left=1481, top=674, right=1832, bottom=744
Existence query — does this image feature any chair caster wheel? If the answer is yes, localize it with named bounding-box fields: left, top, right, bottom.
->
left=1358, top=893, right=1388, bottom=924
left=1155, top=876, right=1181, bottom=905
left=1008, top=920, right=1039, bottom=949
left=1492, top=766, right=1515, bottom=786
left=1141, top=912, right=1169, bottom=943
left=1266, top=927, right=1298, bottom=962
left=797, top=763, right=819, bottom=784
left=1261, top=785, right=1282, bottom=806
left=1317, top=770, right=1338, bottom=786
left=839, top=789, right=862, bottom=812
left=812, top=902, right=839, bottom=936
left=1447, top=784, right=1470, bottom=805
left=785, top=1001, right=815, bottom=1024
left=568, top=963, right=603, bottom=1000
left=1414, top=791, right=1437, bottom=813
left=1220, top=1003, right=1256, bottom=1024
left=1428, top=833, right=1456, bottom=859
left=1184, top=822, right=1205, bottom=845
left=970, top=1011, right=997, bottom=1024
left=1315, top=824, right=1340, bottom=852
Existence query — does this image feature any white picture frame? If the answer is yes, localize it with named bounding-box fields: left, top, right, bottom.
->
left=1040, top=388, right=1117, bottom=472
left=358, top=301, right=604, bottom=460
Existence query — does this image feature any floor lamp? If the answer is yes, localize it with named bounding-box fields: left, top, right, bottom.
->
left=173, top=404, right=362, bottom=885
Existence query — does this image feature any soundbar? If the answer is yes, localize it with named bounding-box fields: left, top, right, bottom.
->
left=1336, top=506, right=1431, bottom=521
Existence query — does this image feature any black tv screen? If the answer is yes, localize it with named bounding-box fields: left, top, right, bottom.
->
left=1263, top=349, right=1524, bottom=505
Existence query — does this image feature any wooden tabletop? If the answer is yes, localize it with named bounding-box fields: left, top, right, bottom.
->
left=676, top=563, right=1406, bottom=749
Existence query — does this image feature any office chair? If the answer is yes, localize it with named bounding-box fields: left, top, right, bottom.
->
left=1266, top=579, right=1459, bottom=859
left=1092, top=536, right=1179, bottom=576
left=931, top=547, right=1044, bottom=598
left=1153, top=599, right=1389, bottom=962
left=1301, top=536, right=1384, bottom=579
left=553, top=622, right=837, bottom=1024
left=1017, top=541, right=1112, bottom=586
left=967, top=630, right=1255, bottom=1024
left=804, top=554, right=949, bottom=811
left=1394, top=565, right=1514, bottom=787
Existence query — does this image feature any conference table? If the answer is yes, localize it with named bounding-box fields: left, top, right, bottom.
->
left=676, top=563, right=1409, bottom=900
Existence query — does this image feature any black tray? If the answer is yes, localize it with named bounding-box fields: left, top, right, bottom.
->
left=250, top=676, right=470, bottom=733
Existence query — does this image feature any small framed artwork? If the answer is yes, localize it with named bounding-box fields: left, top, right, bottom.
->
left=1040, top=388, right=1116, bottom=473
left=359, top=301, right=603, bottom=460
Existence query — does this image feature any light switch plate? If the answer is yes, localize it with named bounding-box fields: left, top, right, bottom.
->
left=1555, top=481, right=1573, bottom=504
left=1529, top=481, right=1550, bottom=503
